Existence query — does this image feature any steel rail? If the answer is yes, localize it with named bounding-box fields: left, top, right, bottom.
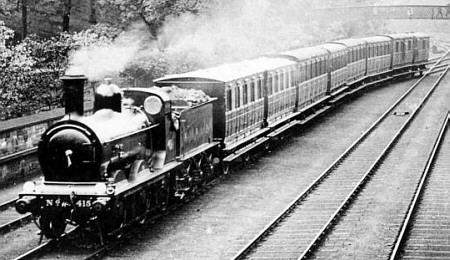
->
left=0, top=198, right=17, bottom=211
left=231, top=52, right=449, bottom=260
left=389, top=103, right=450, bottom=260
left=0, top=213, right=32, bottom=235
left=12, top=226, right=79, bottom=260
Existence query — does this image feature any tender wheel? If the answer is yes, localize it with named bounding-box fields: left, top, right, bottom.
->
left=201, top=153, right=215, bottom=183
left=156, top=178, right=170, bottom=212
left=38, top=213, right=67, bottom=239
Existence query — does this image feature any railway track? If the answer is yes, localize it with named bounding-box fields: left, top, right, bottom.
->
left=231, top=55, right=449, bottom=259
left=389, top=112, right=450, bottom=260
left=0, top=198, right=31, bottom=235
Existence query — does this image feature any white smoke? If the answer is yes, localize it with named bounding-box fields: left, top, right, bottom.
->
left=66, top=23, right=151, bottom=81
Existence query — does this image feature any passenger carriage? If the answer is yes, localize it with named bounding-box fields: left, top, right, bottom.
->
left=412, top=33, right=430, bottom=65
left=154, top=57, right=297, bottom=152
left=388, top=33, right=415, bottom=69
left=319, top=43, right=348, bottom=94
left=330, top=38, right=367, bottom=84
left=364, top=36, right=392, bottom=76
left=277, top=46, right=329, bottom=112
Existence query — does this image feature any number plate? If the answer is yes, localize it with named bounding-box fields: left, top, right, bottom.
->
left=44, top=198, right=92, bottom=208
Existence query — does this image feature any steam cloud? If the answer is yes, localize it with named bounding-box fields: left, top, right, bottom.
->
left=66, top=0, right=413, bottom=81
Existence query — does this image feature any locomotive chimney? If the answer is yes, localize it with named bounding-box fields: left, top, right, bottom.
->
left=61, top=74, right=87, bottom=115
left=93, top=78, right=122, bottom=113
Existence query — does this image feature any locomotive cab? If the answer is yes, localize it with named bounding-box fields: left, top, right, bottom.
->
left=123, top=87, right=176, bottom=166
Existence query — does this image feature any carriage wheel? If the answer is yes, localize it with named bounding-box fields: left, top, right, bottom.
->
left=39, top=213, right=67, bottom=239
left=242, top=153, right=251, bottom=164
left=264, top=141, right=271, bottom=151
left=222, top=163, right=231, bottom=175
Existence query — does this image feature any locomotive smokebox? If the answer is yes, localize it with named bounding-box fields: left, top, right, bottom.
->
left=61, top=74, right=87, bottom=115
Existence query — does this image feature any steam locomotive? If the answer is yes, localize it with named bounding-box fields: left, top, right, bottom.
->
left=15, top=33, right=430, bottom=240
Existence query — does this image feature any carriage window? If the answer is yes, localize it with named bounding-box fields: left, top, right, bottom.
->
left=243, top=83, right=248, bottom=104
left=288, top=70, right=292, bottom=88
left=273, top=73, right=279, bottom=93
left=279, top=72, right=284, bottom=91
left=395, top=42, right=399, bottom=52
left=267, top=76, right=272, bottom=95
left=318, top=60, right=322, bottom=75
left=257, top=78, right=263, bottom=99
left=249, top=81, right=255, bottom=102
left=316, top=60, right=320, bottom=76
left=226, top=86, right=232, bottom=111
left=305, top=63, right=310, bottom=80
left=235, top=84, right=240, bottom=108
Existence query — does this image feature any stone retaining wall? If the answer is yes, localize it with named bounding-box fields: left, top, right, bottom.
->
left=0, top=102, right=93, bottom=187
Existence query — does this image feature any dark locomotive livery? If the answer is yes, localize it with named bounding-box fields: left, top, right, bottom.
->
left=15, top=33, right=430, bottom=239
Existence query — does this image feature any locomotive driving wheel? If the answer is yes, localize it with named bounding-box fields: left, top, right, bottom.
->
left=38, top=213, right=67, bottom=239
left=130, top=159, right=149, bottom=176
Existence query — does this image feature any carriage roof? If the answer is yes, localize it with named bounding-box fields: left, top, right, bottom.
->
left=154, top=57, right=296, bottom=83
left=277, top=46, right=329, bottom=61
left=363, top=35, right=392, bottom=43
left=319, top=43, right=348, bottom=53
left=331, top=38, right=367, bottom=47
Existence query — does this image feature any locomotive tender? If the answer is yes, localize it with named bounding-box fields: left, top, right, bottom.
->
left=15, top=33, right=430, bottom=239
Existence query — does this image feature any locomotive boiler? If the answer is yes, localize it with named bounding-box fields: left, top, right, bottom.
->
left=15, top=74, right=220, bottom=239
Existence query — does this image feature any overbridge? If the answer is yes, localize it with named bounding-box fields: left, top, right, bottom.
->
left=317, top=5, right=450, bottom=20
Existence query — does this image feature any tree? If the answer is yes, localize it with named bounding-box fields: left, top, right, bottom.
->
left=95, top=0, right=216, bottom=39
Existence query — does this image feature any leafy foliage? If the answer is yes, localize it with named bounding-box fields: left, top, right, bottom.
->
left=95, top=0, right=217, bottom=38
left=0, top=22, right=120, bottom=120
